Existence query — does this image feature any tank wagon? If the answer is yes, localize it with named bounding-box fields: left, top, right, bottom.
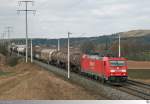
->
left=51, top=51, right=82, bottom=71
left=51, top=51, right=67, bottom=67
left=40, top=49, right=56, bottom=63
left=14, top=45, right=26, bottom=55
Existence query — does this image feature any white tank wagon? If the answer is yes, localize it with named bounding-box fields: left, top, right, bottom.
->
left=16, top=45, right=26, bottom=54
left=17, top=47, right=26, bottom=53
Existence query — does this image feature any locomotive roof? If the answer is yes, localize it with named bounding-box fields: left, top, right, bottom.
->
left=84, top=54, right=127, bottom=60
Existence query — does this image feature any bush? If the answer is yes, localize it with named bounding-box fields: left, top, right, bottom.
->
left=80, top=41, right=95, bottom=54
left=6, top=56, right=20, bottom=67
left=0, top=45, right=8, bottom=56
left=125, top=53, right=150, bottom=61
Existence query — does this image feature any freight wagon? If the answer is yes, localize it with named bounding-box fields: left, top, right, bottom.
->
left=40, top=49, right=56, bottom=63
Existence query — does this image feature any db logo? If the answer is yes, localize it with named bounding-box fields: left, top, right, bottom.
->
left=82, top=55, right=87, bottom=58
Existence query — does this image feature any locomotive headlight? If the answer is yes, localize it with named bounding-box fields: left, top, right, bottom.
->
left=121, top=70, right=126, bottom=72
left=110, top=70, right=115, bottom=72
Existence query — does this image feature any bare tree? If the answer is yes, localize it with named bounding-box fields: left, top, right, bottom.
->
left=80, top=41, right=95, bottom=54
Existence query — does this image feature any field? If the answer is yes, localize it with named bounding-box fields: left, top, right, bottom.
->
left=0, top=71, right=12, bottom=76
left=127, top=61, right=150, bottom=69
left=127, top=61, right=150, bottom=83
left=128, top=69, right=150, bottom=79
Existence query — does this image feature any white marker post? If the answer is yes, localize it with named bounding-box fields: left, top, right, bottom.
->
left=119, top=34, right=121, bottom=57
left=58, top=39, right=60, bottom=51
left=68, top=32, right=71, bottom=79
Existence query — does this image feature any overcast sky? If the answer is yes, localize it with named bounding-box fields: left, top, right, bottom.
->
left=0, top=0, right=150, bottom=39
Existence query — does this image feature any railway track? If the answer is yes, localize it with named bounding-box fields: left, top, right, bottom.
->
left=85, top=76, right=150, bottom=99
left=116, top=84, right=150, bottom=100
left=117, top=80, right=150, bottom=100
left=127, top=79, right=150, bottom=90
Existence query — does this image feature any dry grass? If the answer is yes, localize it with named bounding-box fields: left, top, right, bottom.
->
left=127, top=61, right=150, bottom=69
left=0, top=61, right=105, bottom=100
left=128, top=69, right=150, bottom=84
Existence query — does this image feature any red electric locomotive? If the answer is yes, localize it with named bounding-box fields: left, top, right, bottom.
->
left=81, top=54, right=128, bottom=83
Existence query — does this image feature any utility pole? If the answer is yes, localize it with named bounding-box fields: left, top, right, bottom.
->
left=6, top=26, right=13, bottom=51
left=119, top=34, right=121, bottom=57
left=0, top=34, right=2, bottom=45
left=1, top=33, right=3, bottom=45
left=31, top=38, right=33, bottom=63
left=17, top=0, right=36, bottom=63
left=58, top=39, right=60, bottom=51
left=6, top=26, right=12, bottom=42
left=2, top=32, right=6, bottom=46
left=68, top=32, right=71, bottom=79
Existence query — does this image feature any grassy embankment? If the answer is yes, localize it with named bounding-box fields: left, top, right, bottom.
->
left=0, top=45, right=19, bottom=77
left=0, top=71, right=12, bottom=76
left=128, top=69, right=150, bottom=79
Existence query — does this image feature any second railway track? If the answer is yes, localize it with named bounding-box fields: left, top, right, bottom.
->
left=127, top=79, right=150, bottom=90
left=116, top=83, right=150, bottom=100
left=117, top=79, right=150, bottom=100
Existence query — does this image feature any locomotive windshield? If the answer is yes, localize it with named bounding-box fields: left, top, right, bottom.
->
left=109, top=61, right=126, bottom=66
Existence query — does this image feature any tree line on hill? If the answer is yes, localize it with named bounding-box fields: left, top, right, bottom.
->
left=11, top=33, right=150, bottom=61
left=81, top=35, right=150, bottom=61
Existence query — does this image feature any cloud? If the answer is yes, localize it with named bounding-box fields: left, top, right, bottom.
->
left=0, top=0, right=150, bottom=38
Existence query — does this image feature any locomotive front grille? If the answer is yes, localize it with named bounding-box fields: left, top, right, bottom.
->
left=108, top=76, right=128, bottom=82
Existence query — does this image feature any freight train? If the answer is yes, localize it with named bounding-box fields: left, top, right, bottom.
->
left=11, top=45, right=128, bottom=83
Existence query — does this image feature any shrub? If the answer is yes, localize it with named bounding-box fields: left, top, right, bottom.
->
left=6, top=56, right=20, bottom=67
left=0, top=45, right=8, bottom=56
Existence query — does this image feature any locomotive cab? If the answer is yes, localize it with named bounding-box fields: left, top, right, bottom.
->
left=104, top=57, right=128, bottom=83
